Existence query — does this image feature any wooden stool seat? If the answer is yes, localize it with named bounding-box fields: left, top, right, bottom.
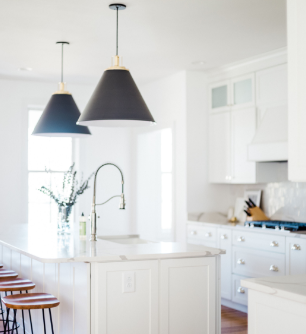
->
left=2, top=293, right=60, bottom=310
left=0, top=264, right=3, bottom=269
left=0, top=278, right=35, bottom=291
left=0, top=270, right=18, bottom=278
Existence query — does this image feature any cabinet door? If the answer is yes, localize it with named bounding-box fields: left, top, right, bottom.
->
left=92, top=261, right=158, bottom=334
left=231, top=107, right=256, bottom=183
left=209, top=112, right=231, bottom=183
left=231, top=74, right=255, bottom=109
left=209, top=80, right=230, bottom=112
left=218, top=228, right=232, bottom=300
left=160, top=257, right=217, bottom=334
left=286, top=238, right=306, bottom=275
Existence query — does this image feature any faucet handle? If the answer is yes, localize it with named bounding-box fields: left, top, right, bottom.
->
left=119, top=194, right=126, bottom=210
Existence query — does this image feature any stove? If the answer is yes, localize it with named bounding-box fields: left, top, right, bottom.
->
left=244, top=220, right=306, bottom=232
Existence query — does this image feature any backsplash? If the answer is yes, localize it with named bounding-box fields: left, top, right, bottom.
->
left=231, top=182, right=306, bottom=223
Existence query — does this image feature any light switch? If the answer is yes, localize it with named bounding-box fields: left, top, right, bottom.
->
left=122, top=271, right=135, bottom=293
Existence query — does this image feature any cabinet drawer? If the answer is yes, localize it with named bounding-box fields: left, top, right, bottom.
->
left=187, top=225, right=217, bottom=243
left=232, top=274, right=249, bottom=306
left=232, top=246, right=285, bottom=277
left=232, top=230, right=285, bottom=253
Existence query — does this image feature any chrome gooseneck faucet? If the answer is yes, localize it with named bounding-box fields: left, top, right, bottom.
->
left=90, top=163, right=125, bottom=241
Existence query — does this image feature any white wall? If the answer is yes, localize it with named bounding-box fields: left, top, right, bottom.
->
left=0, top=77, right=134, bottom=236
left=135, top=72, right=187, bottom=242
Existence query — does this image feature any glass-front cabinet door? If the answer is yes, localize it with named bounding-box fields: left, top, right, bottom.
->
left=209, top=80, right=230, bottom=112
left=231, top=74, right=255, bottom=108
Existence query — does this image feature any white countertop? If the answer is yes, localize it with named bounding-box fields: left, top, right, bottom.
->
left=0, top=224, right=225, bottom=263
left=241, top=275, right=306, bottom=304
left=187, top=220, right=306, bottom=239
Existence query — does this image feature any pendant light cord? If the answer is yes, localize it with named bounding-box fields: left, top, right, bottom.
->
left=61, top=43, right=64, bottom=82
left=116, top=6, right=119, bottom=56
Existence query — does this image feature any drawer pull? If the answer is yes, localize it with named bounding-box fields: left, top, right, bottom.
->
left=221, top=234, right=227, bottom=240
left=237, top=236, right=245, bottom=242
left=269, top=265, right=278, bottom=272
left=237, top=287, right=245, bottom=294
left=270, top=241, right=279, bottom=247
left=237, top=259, right=245, bottom=265
left=190, top=230, right=197, bottom=236
left=292, top=244, right=301, bottom=250
left=205, top=232, right=212, bottom=238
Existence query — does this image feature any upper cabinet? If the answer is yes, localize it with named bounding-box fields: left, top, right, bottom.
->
left=209, top=74, right=255, bottom=112
left=208, top=62, right=287, bottom=184
left=210, top=80, right=230, bottom=112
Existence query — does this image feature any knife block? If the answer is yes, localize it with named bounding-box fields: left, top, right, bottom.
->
left=246, top=207, right=269, bottom=221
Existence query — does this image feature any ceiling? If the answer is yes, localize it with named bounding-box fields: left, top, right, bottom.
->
left=0, top=0, right=286, bottom=85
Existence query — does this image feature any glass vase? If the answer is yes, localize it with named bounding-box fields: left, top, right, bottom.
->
left=57, top=205, right=73, bottom=234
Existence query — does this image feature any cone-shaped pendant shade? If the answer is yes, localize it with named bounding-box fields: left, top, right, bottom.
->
left=32, top=93, right=91, bottom=137
left=77, top=69, right=156, bottom=127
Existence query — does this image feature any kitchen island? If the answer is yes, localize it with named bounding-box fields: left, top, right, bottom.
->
left=242, top=274, right=306, bottom=334
left=0, top=224, right=224, bottom=334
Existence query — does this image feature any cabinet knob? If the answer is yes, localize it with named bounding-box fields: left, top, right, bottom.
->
left=269, top=265, right=278, bottom=272
left=237, top=287, right=245, bottom=294
left=221, top=234, right=227, bottom=240
left=237, top=236, right=245, bottom=242
left=270, top=241, right=278, bottom=247
left=190, top=230, right=197, bottom=236
left=205, top=232, right=212, bottom=238
left=237, top=258, right=245, bottom=265
left=292, top=244, right=301, bottom=250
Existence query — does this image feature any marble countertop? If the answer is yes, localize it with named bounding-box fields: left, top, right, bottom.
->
left=0, top=224, right=225, bottom=263
left=187, top=219, right=306, bottom=239
left=241, top=275, right=306, bottom=304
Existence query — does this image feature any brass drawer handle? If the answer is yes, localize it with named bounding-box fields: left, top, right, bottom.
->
left=237, top=259, right=245, bottom=265
left=205, top=232, right=212, bottom=238
left=190, top=230, right=197, bottom=236
left=270, top=241, right=279, bottom=247
left=292, top=244, right=301, bottom=250
left=237, top=236, right=245, bottom=242
left=269, top=265, right=278, bottom=272
left=237, top=287, right=245, bottom=294
left=221, top=234, right=227, bottom=240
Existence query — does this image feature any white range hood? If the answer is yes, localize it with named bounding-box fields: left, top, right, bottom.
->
left=248, top=105, right=288, bottom=162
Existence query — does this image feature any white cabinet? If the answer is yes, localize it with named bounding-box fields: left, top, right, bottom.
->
left=91, top=261, right=159, bottom=334
left=209, top=74, right=254, bottom=112
left=231, top=107, right=256, bottom=183
left=218, top=228, right=232, bottom=300
left=286, top=238, right=306, bottom=275
left=208, top=112, right=231, bottom=183
left=232, top=274, right=249, bottom=306
left=160, top=257, right=217, bottom=334
left=187, top=224, right=218, bottom=248
left=208, top=107, right=256, bottom=183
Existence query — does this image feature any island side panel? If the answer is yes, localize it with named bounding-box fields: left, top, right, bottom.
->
left=91, top=260, right=159, bottom=334
left=1, top=245, right=90, bottom=334
left=160, top=256, right=217, bottom=334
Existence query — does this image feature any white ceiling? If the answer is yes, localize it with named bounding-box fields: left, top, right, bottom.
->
left=0, top=0, right=286, bottom=85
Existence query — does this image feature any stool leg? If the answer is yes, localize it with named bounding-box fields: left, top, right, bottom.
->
left=13, top=309, right=17, bottom=334
left=49, top=309, right=54, bottom=334
left=4, top=308, right=9, bottom=334
left=42, top=309, right=46, bottom=334
left=19, top=292, right=25, bottom=334
left=26, top=291, right=34, bottom=334
left=0, top=294, right=4, bottom=321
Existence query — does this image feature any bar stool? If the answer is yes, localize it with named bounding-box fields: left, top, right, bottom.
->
left=2, top=293, right=60, bottom=334
left=0, top=278, right=35, bottom=333
left=0, top=265, right=3, bottom=269
left=0, top=270, right=18, bottom=324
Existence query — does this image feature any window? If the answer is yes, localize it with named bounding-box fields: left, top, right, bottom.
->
left=28, top=110, right=73, bottom=226
left=161, top=128, right=173, bottom=230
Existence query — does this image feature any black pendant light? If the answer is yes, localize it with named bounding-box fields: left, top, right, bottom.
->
left=32, top=42, right=91, bottom=137
left=77, top=4, right=156, bottom=127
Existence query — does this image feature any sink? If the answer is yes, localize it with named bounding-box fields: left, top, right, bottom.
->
left=98, top=234, right=156, bottom=245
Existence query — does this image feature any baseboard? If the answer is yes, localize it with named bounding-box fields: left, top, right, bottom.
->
left=221, top=298, right=248, bottom=313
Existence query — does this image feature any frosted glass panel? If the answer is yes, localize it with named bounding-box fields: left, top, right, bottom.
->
left=212, top=85, right=227, bottom=108
left=234, top=79, right=252, bottom=105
